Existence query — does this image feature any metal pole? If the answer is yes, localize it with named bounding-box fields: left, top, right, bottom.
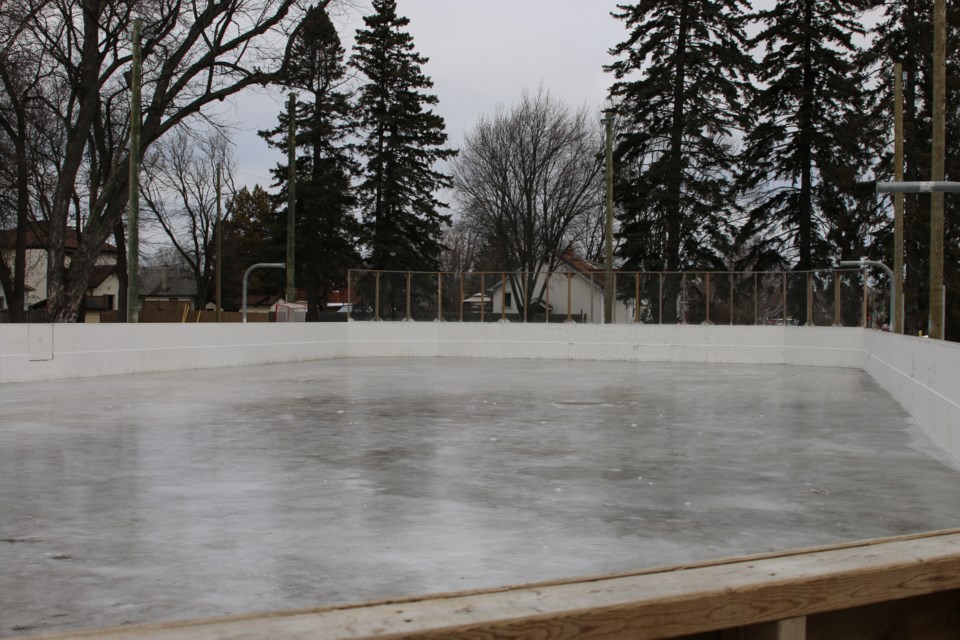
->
left=437, top=273, right=442, bottom=322
left=459, top=272, right=464, bottom=322
left=215, top=163, right=222, bottom=322
left=806, top=272, right=814, bottom=326
left=374, top=272, right=381, bottom=321
left=242, top=262, right=285, bottom=323
left=894, top=62, right=905, bottom=334
left=754, top=272, right=758, bottom=325
left=286, top=93, right=297, bottom=304
left=840, top=260, right=896, bottom=331
left=523, top=272, right=528, bottom=323
left=566, top=272, right=572, bottom=323
left=603, top=111, right=615, bottom=324
left=127, top=19, right=142, bottom=324
left=346, top=270, right=353, bottom=321
left=729, top=273, right=733, bottom=325
left=480, top=273, right=485, bottom=323
left=658, top=273, right=663, bottom=325
left=930, top=0, right=946, bottom=339
left=545, top=272, right=551, bottom=323
left=500, top=272, right=506, bottom=322
left=405, top=272, right=412, bottom=321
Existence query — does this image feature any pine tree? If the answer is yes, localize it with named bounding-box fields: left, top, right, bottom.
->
left=261, top=5, right=360, bottom=320
left=351, top=0, right=455, bottom=272
left=738, top=0, right=875, bottom=272
left=606, top=0, right=753, bottom=322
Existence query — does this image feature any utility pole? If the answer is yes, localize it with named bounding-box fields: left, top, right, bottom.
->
left=602, top=109, right=615, bottom=324
left=127, top=19, right=142, bottom=324
left=894, top=62, right=904, bottom=335
left=215, top=162, right=222, bottom=322
left=930, top=0, right=946, bottom=339
left=286, top=93, right=297, bottom=304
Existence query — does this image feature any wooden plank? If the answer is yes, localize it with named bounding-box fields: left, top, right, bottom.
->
left=27, top=530, right=960, bottom=640
left=739, top=617, right=806, bottom=640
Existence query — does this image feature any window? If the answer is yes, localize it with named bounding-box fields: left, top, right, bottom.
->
left=504, top=292, right=512, bottom=308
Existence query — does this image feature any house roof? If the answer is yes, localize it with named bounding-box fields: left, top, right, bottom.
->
left=88, top=265, right=116, bottom=289
left=488, top=246, right=618, bottom=293
left=327, top=288, right=360, bottom=305
left=139, top=266, right=197, bottom=298
left=0, top=222, right=116, bottom=253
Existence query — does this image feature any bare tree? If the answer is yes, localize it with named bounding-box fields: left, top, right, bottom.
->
left=452, top=87, right=603, bottom=316
left=141, top=125, right=235, bottom=307
left=2, top=0, right=340, bottom=321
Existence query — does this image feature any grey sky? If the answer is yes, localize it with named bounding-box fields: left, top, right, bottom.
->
left=228, top=0, right=624, bottom=191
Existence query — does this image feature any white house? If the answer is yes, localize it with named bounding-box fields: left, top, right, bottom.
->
left=0, top=223, right=120, bottom=322
left=488, top=247, right=634, bottom=323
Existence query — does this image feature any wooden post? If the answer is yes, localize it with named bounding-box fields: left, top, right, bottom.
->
left=127, top=19, right=142, bottom=324
left=806, top=272, right=814, bottom=326
left=566, top=272, right=572, bottom=323
left=459, top=272, right=464, bottom=322
left=635, top=272, right=640, bottom=324
left=863, top=275, right=869, bottom=327
left=894, top=62, right=905, bottom=334
left=286, top=93, right=296, bottom=305
left=500, top=272, right=507, bottom=322
left=930, top=0, right=946, bottom=339
left=215, top=163, right=222, bottom=322
left=346, top=270, right=352, bottom=321
left=782, top=272, right=787, bottom=326
left=480, top=273, right=485, bottom=323
left=681, top=273, right=686, bottom=324
left=834, top=272, right=841, bottom=327
left=374, top=272, right=381, bottom=321
left=405, top=272, right=412, bottom=321
left=754, top=272, right=759, bottom=325
left=729, top=273, right=734, bottom=326
left=704, top=272, right=712, bottom=325
left=659, top=273, right=663, bottom=325
left=545, top=272, right=551, bottom=323
left=437, top=273, right=442, bottom=322
left=523, top=272, right=528, bottom=323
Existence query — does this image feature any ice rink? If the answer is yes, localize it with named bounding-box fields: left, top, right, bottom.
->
left=2, top=357, right=960, bottom=637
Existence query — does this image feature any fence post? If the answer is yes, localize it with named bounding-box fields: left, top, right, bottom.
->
left=500, top=272, right=507, bottom=322
left=754, top=272, right=759, bottom=325
left=545, top=272, right=551, bottom=323
left=782, top=272, right=787, bottom=326
left=459, top=272, right=464, bottom=322
left=374, top=272, right=381, bottom=321
left=437, top=273, right=443, bottom=322
left=405, top=272, right=412, bottom=321
left=806, top=272, right=814, bottom=326
left=523, top=272, right=528, bottom=323
left=704, top=272, right=712, bottom=325
left=659, top=273, right=663, bottom=325
left=346, top=270, right=352, bottom=321
left=729, top=273, right=734, bottom=326
left=834, top=272, right=841, bottom=327
left=566, top=272, right=573, bottom=323
left=635, top=272, right=640, bottom=324
left=681, top=273, right=687, bottom=324
left=863, top=275, right=869, bottom=327
left=480, top=273, right=485, bottom=323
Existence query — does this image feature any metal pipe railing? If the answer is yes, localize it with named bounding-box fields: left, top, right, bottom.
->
left=344, top=268, right=877, bottom=327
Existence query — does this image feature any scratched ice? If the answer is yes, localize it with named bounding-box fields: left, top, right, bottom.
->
left=1, top=357, right=960, bottom=637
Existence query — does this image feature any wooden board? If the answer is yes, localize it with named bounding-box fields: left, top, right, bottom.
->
left=26, top=529, right=960, bottom=640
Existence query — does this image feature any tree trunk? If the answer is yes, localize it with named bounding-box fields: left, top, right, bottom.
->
left=113, top=220, right=128, bottom=322
left=664, top=3, right=689, bottom=323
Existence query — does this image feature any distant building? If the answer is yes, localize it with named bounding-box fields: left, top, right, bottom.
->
left=0, top=223, right=119, bottom=322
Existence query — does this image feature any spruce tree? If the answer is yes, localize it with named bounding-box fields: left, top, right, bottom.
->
left=738, top=0, right=875, bottom=272
left=261, top=5, right=360, bottom=320
left=606, top=0, right=753, bottom=322
left=351, top=0, right=455, bottom=272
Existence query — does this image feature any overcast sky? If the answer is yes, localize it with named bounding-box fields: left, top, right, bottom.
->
left=228, top=0, right=625, bottom=192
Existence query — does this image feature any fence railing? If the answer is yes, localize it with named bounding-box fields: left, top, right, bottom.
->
left=347, top=269, right=887, bottom=327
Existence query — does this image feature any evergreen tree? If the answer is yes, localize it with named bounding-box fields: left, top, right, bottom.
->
left=867, top=0, right=960, bottom=338
left=351, top=0, right=455, bottom=272
left=221, top=185, right=281, bottom=305
left=738, top=0, right=875, bottom=272
left=261, top=4, right=360, bottom=320
left=606, top=0, right=753, bottom=322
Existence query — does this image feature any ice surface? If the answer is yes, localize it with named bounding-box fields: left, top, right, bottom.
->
left=1, top=358, right=959, bottom=636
